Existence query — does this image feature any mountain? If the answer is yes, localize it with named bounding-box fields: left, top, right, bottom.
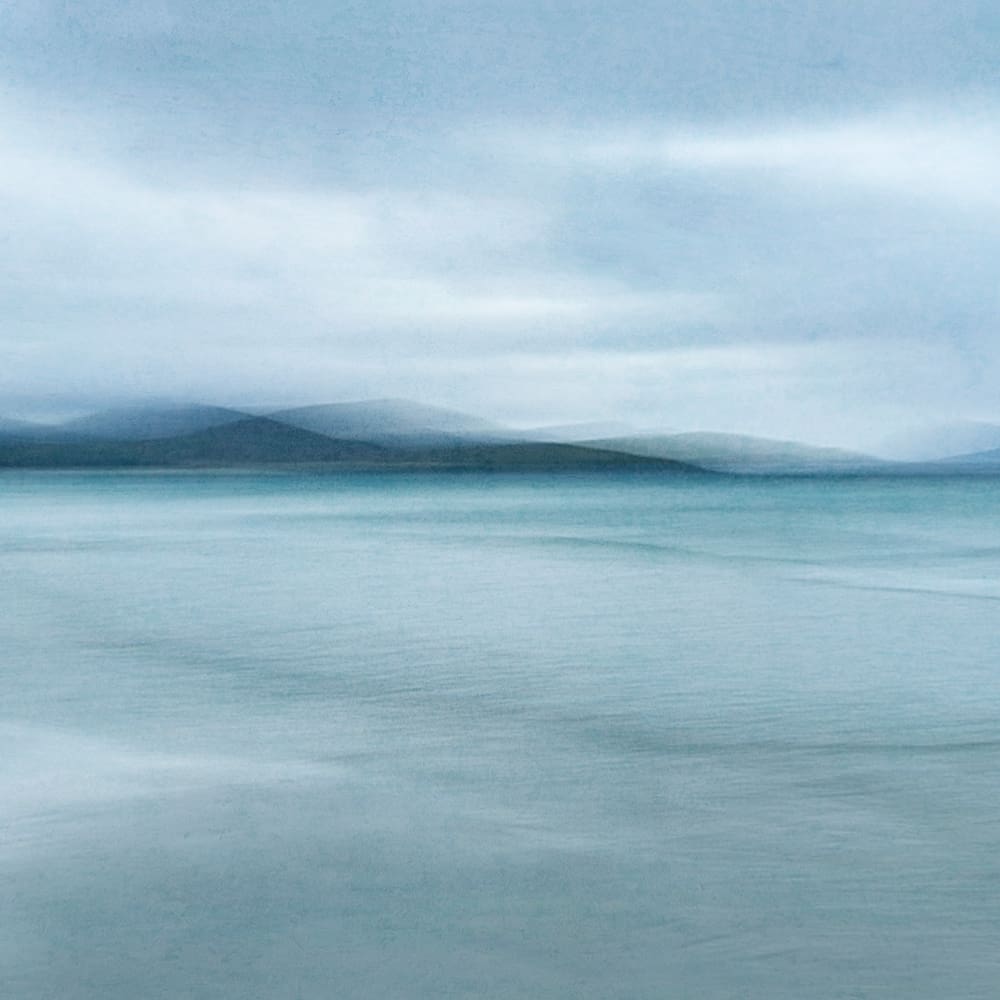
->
left=266, top=399, right=506, bottom=446
left=0, top=416, right=41, bottom=434
left=0, top=416, right=54, bottom=438
left=877, top=421, right=1000, bottom=461
left=0, top=416, right=707, bottom=473
left=389, top=441, right=703, bottom=473
left=0, top=397, right=705, bottom=471
left=933, top=446, right=1000, bottom=470
left=0, top=418, right=389, bottom=468
left=14, top=398, right=969, bottom=474
left=585, top=432, right=885, bottom=474
left=0, top=416, right=94, bottom=442
left=513, top=421, right=639, bottom=443
left=59, top=403, right=253, bottom=440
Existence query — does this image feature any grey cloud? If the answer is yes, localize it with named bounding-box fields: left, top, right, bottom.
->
left=2, top=3, right=1000, bottom=444
left=534, top=106, right=1000, bottom=214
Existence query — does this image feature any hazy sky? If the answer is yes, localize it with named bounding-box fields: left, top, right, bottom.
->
left=2, top=1, right=999, bottom=445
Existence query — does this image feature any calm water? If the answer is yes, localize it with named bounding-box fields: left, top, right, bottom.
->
left=2, top=471, right=999, bottom=999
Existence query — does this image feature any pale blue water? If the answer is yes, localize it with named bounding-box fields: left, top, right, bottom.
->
left=2, top=471, right=998, bottom=999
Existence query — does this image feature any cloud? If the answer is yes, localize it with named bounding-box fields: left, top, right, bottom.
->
left=2, top=81, right=1000, bottom=444
left=0, top=91, right=722, bottom=360
left=331, top=336, right=976, bottom=448
left=520, top=106, right=1000, bottom=212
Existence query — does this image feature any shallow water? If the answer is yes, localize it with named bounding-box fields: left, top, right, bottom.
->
left=2, top=471, right=999, bottom=998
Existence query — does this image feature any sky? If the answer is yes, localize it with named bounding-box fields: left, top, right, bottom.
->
left=2, top=1, right=1000, bottom=447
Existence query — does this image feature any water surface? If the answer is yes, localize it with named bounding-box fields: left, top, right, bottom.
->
left=2, top=472, right=998, bottom=998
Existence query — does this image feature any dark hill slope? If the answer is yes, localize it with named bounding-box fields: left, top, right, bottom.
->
left=587, top=432, right=885, bottom=474
left=0, top=422, right=705, bottom=472
left=392, top=442, right=705, bottom=473
left=60, top=404, right=253, bottom=440
left=0, top=418, right=389, bottom=468
left=267, top=399, right=505, bottom=445
left=935, top=447, right=1000, bottom=469
left=0, top=417, right=90, bottom=442
left=0, top=417, right=47, bottom=436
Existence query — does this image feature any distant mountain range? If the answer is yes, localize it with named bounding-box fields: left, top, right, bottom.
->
left=0, top=402, right=696, bottom=473
left=59, top=403, right=250, bottom=441
left=265, top=399, right=506, bottom=447
left=581, top=432, right=884, bottom=475
left=877, top=421, right=1000, bottom=462
left=1, top=399, right=998, bottom=474
left=936, top=446, right=1000, bottom=469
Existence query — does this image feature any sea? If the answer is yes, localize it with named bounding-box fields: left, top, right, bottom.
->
left=2, top=471, right=998, bottom=999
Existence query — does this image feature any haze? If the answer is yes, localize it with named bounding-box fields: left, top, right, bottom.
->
left=2, top=2, right=999, bottom=450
